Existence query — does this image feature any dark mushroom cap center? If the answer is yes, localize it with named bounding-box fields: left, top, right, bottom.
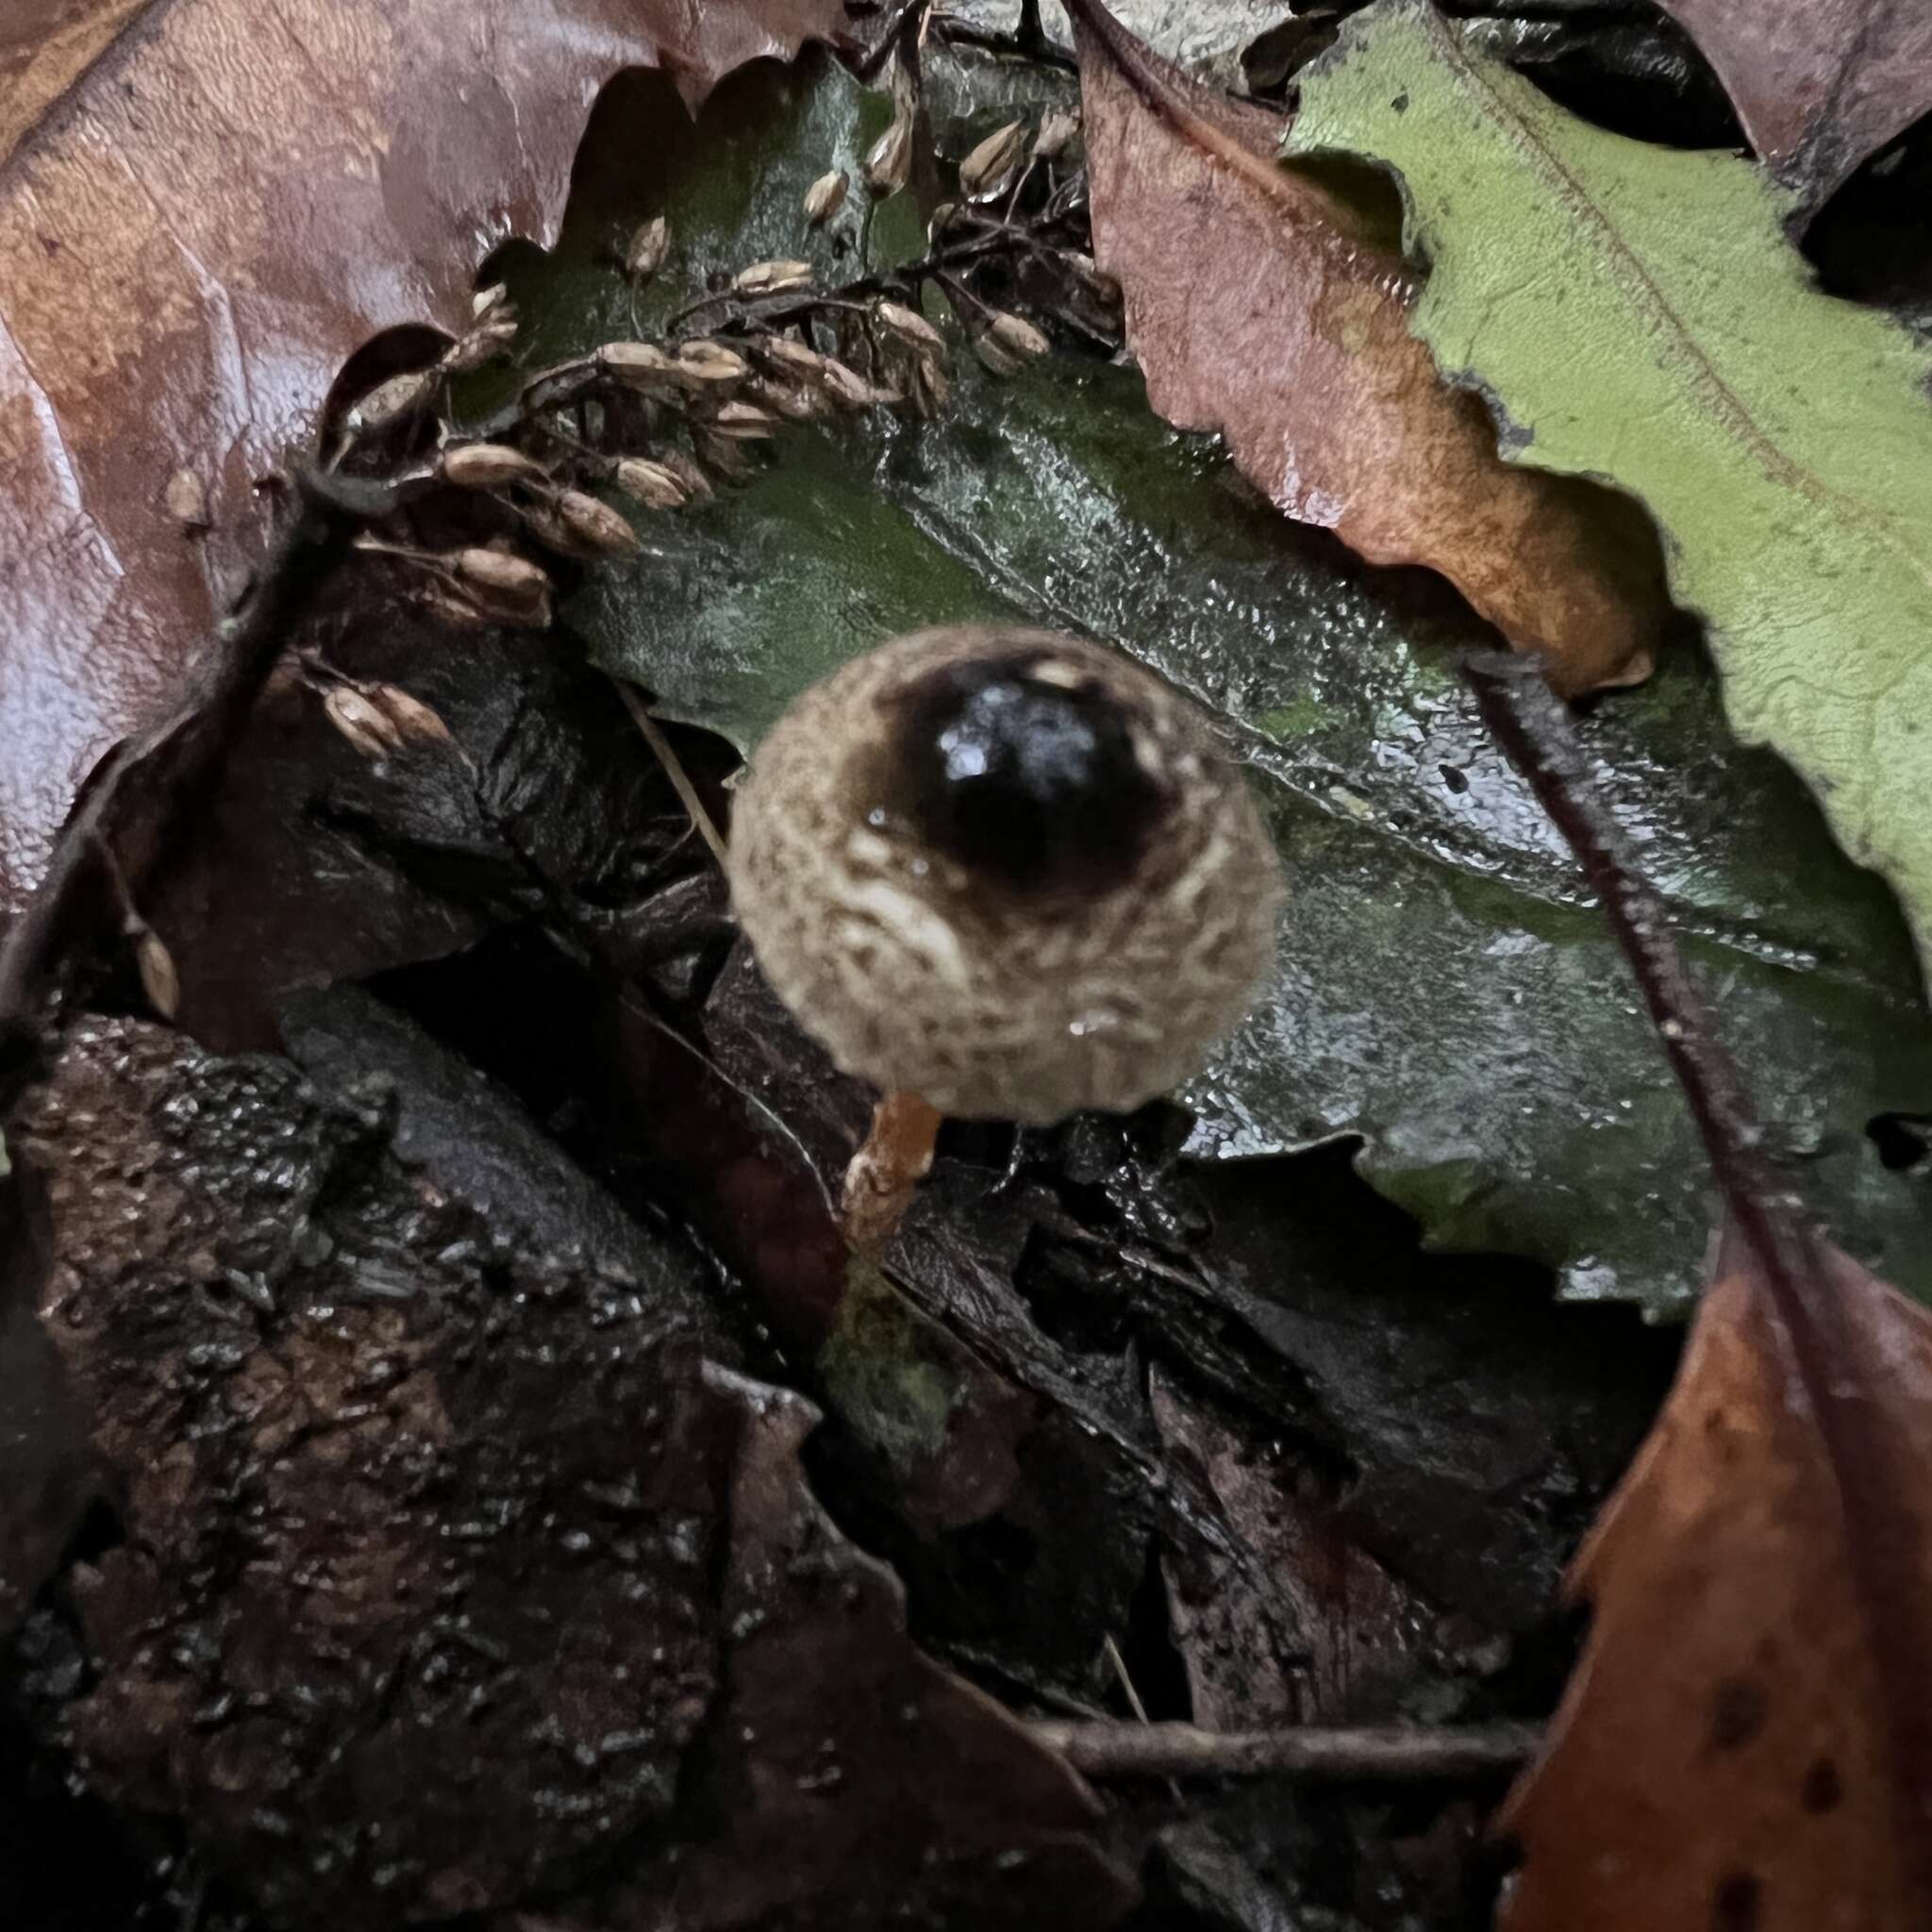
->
left=880, top=656, right=1173, bottom=897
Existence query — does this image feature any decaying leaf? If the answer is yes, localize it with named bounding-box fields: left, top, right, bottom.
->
left=1064, top=0, right=1671, bottom=698
left=1149, top=1365, right=1432, bottom=1728
left=1287, top=0, right=1932, bottom=987
left=11, top=1009, right=1134, bottom=1927
left=1499, top=1225, right=1932, bottom=1930
left=1654, top=0, right=1932, bottom=211
left=0, top=0, right=907, bottom=918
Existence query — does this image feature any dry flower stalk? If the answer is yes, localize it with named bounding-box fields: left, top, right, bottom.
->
left=344, top=367, right=440, bottom=436
left=876, top=300, right=947, bottom=358
left=708, top=400, right=780, bottom=441
left=599, top=341, right=684, bottom=391
left=974, top=310, right=1051, bottom=375
left=134, top=927, right=181, bottom=1021
left=324, top=684, right=407, bottom=759
left=1035, top=109, right=1079, bottom=160
left=366, top=683, right=453, bottom=747
left=658, top=448, right=716, bottom=503
left=959, top=119, right=1028, bottom=197
left=804, top=169, right=850, bottom=225
left=625, top=215, right=671, bottom=281
left=552, top=489, right=642, bottom=558
left=443, top=314, right=518, bottom=374
left=864, top=108, right=914, bottom=196
left=451, top=546, right=552, bottom=608
left=441, top=442, right=547, bottom=490
left=676, top=340, right=751, bottom=387
left=615, top=458, right=690, bottom=509
left=734, top=258, right=815, bottom=296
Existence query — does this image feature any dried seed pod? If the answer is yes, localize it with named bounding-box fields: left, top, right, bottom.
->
left=927, top=201, right=958, bottom=244
left=443, top=317, right=518, bottom=374
left=727, top=626, right=1283, bottom=1124
left=658, top=448, right=716, bottom=503
left=958, top=119, right=1027, bottom=197
left=973, top=333, right=1023, bottom=379
left=1034, top=108, right=1079, bottom=160
left=473, top=282, right=511, bottom=320
left=599, top=341, right=683, bottom=391
left=974, top=311, right=1050, bottom=375
left=692, top=428, right=756, bottom=481
left=325, top=684, right=407, bottom=759
left=433, top=577, right=555, bottom=630
left=708, top=400, right=780, bottom=441
left=1063, top=251, right=1123, bottom=305
left=820, top=358, right=896, bottom=410
left=134, top=926, right=181, bottom=1022
left=733, top=258, right=815, bottom=296
left=452, top=545, right=553, bottom=609
left=749, top=377, right=826, bottom=424
left=367, top=683, right=454, bottom=747
left=615, top=457, right=690, bottom=509
left=625, top=215, right=671, bottom=281
left=755, top=336, right=829, bottom=382
left=163, top=467, right=209, bottom=530
left=676, top=340, right=752, bottom=387
left=875, top=301, right=947, bottom=358
left=863, top=109, right=913, bottom=197
left=420, top=587, right=498, bottom=629
left=344, top=366, right=440, bottom=436
left=441, top=441, right=547, bottom=490
left=908, top=357, right=951, bottom=418
left=803, top=169, right=849, bottom=225
left=553, top=489, right=642, bottom=557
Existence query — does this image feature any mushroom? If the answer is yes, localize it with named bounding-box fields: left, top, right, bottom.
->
left=727, top=625, right=1284, bottom=1248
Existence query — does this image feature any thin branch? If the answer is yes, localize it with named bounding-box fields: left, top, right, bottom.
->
left=1032, top=1718, right=1541, bottom=1782
left=612, top=681, right=731, bottom=872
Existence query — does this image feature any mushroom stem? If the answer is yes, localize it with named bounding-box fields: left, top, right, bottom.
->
left=841, top=1090, right=944, bottom=1255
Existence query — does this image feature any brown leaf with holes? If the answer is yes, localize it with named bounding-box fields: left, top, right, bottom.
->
left=1654, top=0, right=1932, bottom=212
left=1065, top=0, right=1670, bottom=700
left=1498, top=1226, right=1932, bottom=1932
left=0, top=0, right=903, bottom=919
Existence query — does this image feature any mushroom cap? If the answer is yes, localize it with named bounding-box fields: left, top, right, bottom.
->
left=727, top=625, right=1284, bottom=1124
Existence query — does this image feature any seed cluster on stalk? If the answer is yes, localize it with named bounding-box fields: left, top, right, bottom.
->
left=324, top=82, right=1116, bottom=687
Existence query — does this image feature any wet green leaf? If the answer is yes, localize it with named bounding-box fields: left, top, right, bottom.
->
left=499, top=52, right=1932, bottom=1317
left=1287, top=0, right=1932, bottom=993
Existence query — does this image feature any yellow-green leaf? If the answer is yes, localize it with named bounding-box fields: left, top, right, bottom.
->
left=1288, top=0, right=1932, bottom=988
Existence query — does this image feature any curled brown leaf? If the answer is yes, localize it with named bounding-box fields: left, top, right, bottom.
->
left=1066, top=0, right=1671, bottom=697
left=1499, top=1226, right=1932, bottom=1931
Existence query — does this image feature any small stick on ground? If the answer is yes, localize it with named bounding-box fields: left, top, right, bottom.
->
left=841, top=1090, right=944, bottom=1255
left=1032, top=1719, right=1541, bottom=1783
left=613, top=681, right=730, bottom=872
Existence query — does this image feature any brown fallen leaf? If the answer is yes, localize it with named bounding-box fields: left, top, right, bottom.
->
left=15, top=1010, right=1136, bottom=1927
left=0, top=0, right=905, bottom=919
left=1064, top=0, right=1669, bottom=698
left=1461, top=650, right=1932, bottom=1930
left=1499, top=1227, right=1932, bottom=1930
left=1149, top=1365, right=1432, bottom=1729
left=1654, top=0, right=1932, bottom=212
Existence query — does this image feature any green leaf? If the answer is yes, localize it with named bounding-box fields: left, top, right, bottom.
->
left=1286, top=0, right=1932, bottom=998
left=501, top=51, right=1932, bottom=1318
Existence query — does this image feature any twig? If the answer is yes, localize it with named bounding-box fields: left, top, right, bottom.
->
left=612, top=681, right=731, bottom=872
left=1460, top=647, right=1932, bottom=1901
left=1032, top=1718, right=1541, bottom=1782
left=932, top=2, right=1076, bottom=70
